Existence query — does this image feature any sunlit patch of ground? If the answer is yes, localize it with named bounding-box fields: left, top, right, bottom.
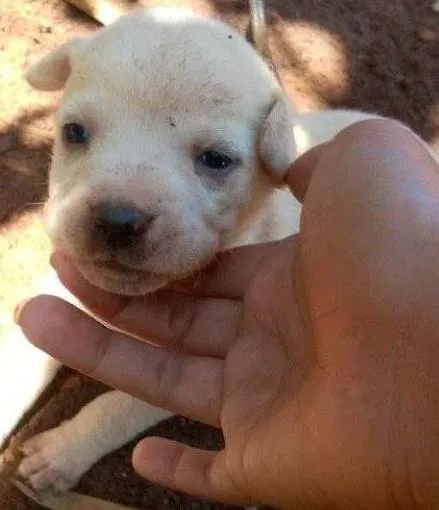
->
left=0, top=214, right=51, bottom=341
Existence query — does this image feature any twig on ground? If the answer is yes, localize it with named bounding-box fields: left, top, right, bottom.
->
left=63, top=0, right=131, bottom=25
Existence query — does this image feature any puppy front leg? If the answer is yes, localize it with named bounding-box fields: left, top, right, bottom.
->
left=18, top=390, right=172, bottom=493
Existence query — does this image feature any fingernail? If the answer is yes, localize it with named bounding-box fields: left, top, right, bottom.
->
left=13, top=298, right=32, bottom=324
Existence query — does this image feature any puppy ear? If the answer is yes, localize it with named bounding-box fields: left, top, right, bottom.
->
left=259, top=96, right=297, bottom=182
left=25, top=39, right=81, bottom=91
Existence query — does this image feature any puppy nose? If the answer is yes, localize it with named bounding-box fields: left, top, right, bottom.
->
left=92, top=201, right=152, bottom=250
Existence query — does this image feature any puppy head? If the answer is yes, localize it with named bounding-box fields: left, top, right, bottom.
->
left=26, top=8, right=296, bottom=295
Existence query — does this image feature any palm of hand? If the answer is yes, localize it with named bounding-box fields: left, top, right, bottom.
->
left=207, top=236, right=316, bottom=506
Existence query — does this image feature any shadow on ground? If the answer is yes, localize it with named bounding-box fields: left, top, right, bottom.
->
left=0, top=106, right=53, bottom=227
left=213, top=0, right=439, bottom=141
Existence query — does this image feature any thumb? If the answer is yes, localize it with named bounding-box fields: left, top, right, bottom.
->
left=284, top=143, right=328, bottom=202
left=132, top=438, right=254, bottom=506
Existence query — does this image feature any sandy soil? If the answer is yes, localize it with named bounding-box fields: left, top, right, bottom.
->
left=1, top=0, right=439, bottom=508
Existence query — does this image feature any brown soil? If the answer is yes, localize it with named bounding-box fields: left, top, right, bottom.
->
left=1, top=0, right=439, bottom=508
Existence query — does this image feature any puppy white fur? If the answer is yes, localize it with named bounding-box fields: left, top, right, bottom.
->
left=31, top=7, right=303, bottom=297
left=1, top=6, right=383, bottom=495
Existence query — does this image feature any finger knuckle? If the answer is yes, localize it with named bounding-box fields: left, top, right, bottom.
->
left=167, top=296, right=197, bottom=351
left=153, top=350, right=182, bottom=408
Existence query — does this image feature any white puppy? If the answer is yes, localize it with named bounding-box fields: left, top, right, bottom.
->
left=2, top=6, right=380, bottom=495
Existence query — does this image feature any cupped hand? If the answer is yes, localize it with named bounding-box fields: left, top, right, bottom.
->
left=17, top=120, right=439, bottom=509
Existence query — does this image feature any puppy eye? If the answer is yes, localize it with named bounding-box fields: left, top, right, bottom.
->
left=62, top=122, right=90, bottom=145
left=195, top=150, right=237, bottom=173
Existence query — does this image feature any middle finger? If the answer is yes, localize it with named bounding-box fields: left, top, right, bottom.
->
left=51, top=253, right=242, bottom=358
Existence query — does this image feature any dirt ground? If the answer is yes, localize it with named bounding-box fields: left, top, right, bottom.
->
left=1, top=0, right=439, bottom=508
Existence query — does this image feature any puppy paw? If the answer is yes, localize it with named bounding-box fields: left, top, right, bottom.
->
left=17, top=425, right=90, bottom=493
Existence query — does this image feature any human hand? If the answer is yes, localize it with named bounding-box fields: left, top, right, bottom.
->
left=17, top=119, right=439, bottom=509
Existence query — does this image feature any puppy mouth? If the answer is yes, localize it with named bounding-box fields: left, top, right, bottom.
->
left=94, top=259, right=148, bottom=275
left=71, top=236, right=221, bottom=296
left=77, top=259, right=168, bottom=295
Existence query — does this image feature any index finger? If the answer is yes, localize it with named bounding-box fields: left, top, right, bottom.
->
left=17, top=295, right=223, bottom=426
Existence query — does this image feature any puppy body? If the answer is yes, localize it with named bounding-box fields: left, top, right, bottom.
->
left=3, top=7, right=383, bottom=494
